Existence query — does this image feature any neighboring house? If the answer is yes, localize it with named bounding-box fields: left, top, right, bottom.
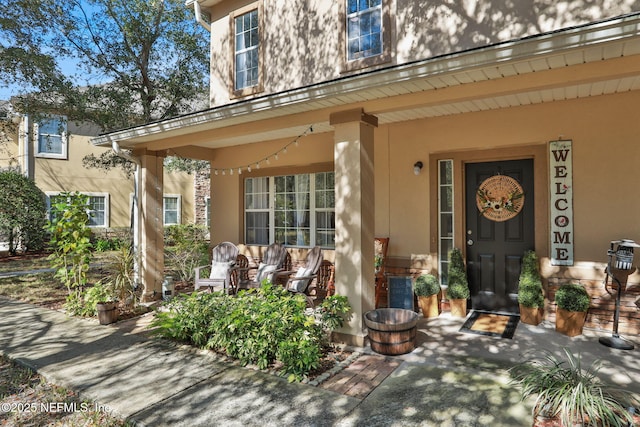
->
left=93, top=1, right=640, bottom=345
left=0, top=106, right=197, bottom=237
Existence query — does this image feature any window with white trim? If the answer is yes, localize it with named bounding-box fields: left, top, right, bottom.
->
left=244, top=172, right=335, bottom=248
left=346, top=0, right=383, bottom=61
left=46, top=192, right=109, bottom=227
left=35, top=115, right=67, bottom=159
left=163, top=195, right=181, bottom=225
left=87, top=194, right=108, bottom=227
left=438, top=160, right=454, bottom=286
left=233, top=7, right=259, bottom=91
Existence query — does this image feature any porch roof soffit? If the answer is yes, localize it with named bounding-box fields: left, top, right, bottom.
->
left=92, top=13, right=640, bottom=152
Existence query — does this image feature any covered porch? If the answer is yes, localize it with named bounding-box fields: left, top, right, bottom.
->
left=92, top=14, right=640, bottom=344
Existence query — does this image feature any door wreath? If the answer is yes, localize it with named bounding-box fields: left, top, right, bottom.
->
left=476, top=174, right=524, bottom=222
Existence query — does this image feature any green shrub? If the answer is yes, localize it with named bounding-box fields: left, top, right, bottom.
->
left=151, top=283, right=351, bottom=381
left=64, top=281, right=112, bottom=317
left=517, top=251, right=544, bottom=308
left=446, top=248, right=470, bottom=300
left=555, top=284, right=590, bottom=312
left=164, top=224, right=210, bottom=284
left=414, top=274, right=440, bottom=297
left=0, top=170, right=48, bottom=254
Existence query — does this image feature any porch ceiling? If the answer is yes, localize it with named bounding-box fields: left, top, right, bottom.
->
left=92, top=13, right=640, bottom=152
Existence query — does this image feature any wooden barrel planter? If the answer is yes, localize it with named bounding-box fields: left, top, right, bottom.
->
left=364, top=308, right=419, bottom=355
left=97, top=302, right=118, bottom=325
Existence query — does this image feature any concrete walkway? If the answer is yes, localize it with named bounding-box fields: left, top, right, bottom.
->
left=1, top=296, right=638, bottom=426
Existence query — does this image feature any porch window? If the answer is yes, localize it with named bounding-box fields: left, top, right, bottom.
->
left=35, top=115, right=67, bottom=159
left=163, top=195, right=181, bottom=225
left=244, top=172, right=335, bottom=248
left=232, top=5, right=261, bottom=94
left=245, top=177, right=270, bottom=245
left=438, top=160, right=454, bottom=286
left=346, top=0, right=383, bottom=61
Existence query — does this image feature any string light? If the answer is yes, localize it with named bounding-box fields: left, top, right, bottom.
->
left=166, top=124, right=315, bottom=177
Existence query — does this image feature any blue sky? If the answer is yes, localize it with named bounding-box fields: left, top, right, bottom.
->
left=0, top=56, right=86, bottom=101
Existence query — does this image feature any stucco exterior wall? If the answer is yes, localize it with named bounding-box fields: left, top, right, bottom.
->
left=207, top=89, right=639, bottom=333
left=207, top=0, right=638, bottom=107
left=28, top=131, right=196, bottom=229
left=209, top=90, right=639, bottom=266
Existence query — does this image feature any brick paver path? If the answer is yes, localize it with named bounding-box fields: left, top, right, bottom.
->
left=319, top=354, right=400, bottom=399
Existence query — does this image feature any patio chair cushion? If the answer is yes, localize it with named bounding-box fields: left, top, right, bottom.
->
left=255, top=263, right=277, bottom=283
left=288, top=267, right=313, bottom=293
left=209, top=261, right=235, bottom=280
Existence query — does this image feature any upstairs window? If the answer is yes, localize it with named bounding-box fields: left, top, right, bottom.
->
left=231, top=3, right=263, bottom=97
left=347, top=0, right=382, bottom=61
left=35, top=115, right=67, bottom=159
left=342, top=0, right=390, bottom=71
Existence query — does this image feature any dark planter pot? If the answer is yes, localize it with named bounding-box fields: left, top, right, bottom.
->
left=555, top=307, right=586, bottom=337
left=97, top=302, right=118, bottom=325
left=364, top=308, right=418, bottom=355
left=519, top=304, right=544, bottom=326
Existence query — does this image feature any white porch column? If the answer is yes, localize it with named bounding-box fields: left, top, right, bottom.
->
left=139, top=151, right=165, bottom=302
left=330, top=108, right=378, bottom=347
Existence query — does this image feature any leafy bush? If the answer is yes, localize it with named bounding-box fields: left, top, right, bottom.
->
left=0, top=170, right=48, bottom=254
left=46, top=192, right=93, bottom=308
left=64, top=281, right=111, bottom=317
left=555, top=284, right=590, bottom=312
left=164, top=224, right=210, bottom=284
left=94, top=237, right=124, bottom=252
left=446, top=248, right=470, bottom=299
left=414, top=274, right=440, bottom=297
left=509, top=348, right=637, bottom=426
left=151, top=283, right=351, bottom=381
left=517, top=251, right=544, bottom=308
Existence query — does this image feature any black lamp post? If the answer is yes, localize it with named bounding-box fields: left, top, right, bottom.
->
left=599, top=239, right=639, bottom=350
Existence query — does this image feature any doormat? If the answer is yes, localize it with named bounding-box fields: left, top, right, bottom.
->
left=459, top=310, right=519, bottom=339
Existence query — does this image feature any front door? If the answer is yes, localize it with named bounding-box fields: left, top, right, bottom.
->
left=465, top=159, right=535, bottom=313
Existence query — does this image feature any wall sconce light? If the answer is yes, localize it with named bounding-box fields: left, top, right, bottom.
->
left=413, top=161, right=423, bottom=175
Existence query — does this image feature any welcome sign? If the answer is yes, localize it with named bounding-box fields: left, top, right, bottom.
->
left=549, top=140, right=574, bottom=266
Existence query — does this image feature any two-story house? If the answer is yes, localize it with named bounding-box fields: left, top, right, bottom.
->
left=0, top=104, right=198, bottom=241
left=93, top=1, right=640, bottom=346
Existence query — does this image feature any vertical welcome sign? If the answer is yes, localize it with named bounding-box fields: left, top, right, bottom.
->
left=550, top=140, right=574, bottom=265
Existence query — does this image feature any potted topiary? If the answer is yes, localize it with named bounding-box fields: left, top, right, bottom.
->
left=517, top=251, right=545, bottom=325
left=554, top=283, right=590, bottom=336
left=414, top=274, right=441, bottom=318
left=447, top=248, right=470, bottom=317
left=509, top=348, right=638, bottom=427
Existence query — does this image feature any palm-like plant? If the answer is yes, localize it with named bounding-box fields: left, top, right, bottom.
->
left=509, top=348, right=636, bottom=426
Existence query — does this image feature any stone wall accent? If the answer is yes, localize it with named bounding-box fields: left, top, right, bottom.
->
left=194, top=170, right=210, bottom=226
